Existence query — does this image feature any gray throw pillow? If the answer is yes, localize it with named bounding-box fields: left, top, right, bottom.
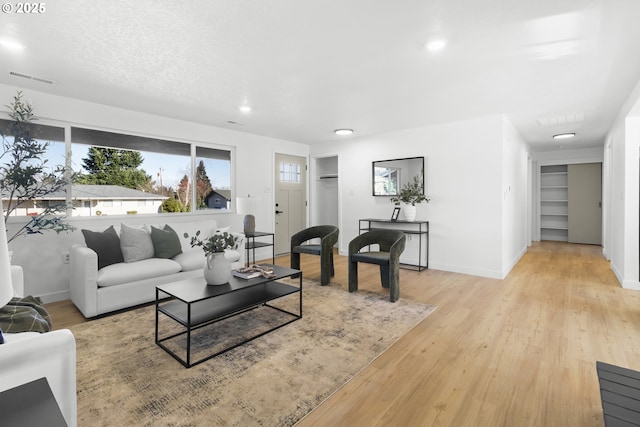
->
left=81, top=225, right=124, bottom=269
left=150, top=224, right=183, bottom=259
left=120, top=223, right=155, bottom=263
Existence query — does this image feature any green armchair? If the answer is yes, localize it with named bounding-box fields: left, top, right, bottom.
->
left=348, top=230, right=406, bottom=302
left=290, top=225, right=339, bottom=285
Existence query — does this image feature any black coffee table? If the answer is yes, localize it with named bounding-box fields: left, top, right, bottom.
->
left=155, top=264, right=302, bottom=368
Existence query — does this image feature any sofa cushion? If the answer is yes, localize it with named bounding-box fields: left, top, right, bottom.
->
left=81, top=225, right=124, bottom=269
left=150, top=224, right=183, bottom=259
left=97, top=258, right=182, bottom=287
left=120, top=223, right=155, bottom=263
left=172, top=249, right=205, bottom=272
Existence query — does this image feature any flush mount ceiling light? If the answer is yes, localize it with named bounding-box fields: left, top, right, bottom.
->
left=238, top=105, right=252, bottom=113
left=426, top=39, right=447, bottom=51
left=553, top=133, right=576, bottom=139
left=334, top=129, right=353, bottom=136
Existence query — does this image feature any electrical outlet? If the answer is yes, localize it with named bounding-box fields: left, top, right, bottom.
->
left=63, top=252, right=70, bottom=264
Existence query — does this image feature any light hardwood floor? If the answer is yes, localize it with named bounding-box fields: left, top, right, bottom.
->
left=47, top=241, right=640, bottom=426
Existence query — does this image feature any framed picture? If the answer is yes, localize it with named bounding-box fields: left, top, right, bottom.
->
left=391, top=207, right=401, bottom=221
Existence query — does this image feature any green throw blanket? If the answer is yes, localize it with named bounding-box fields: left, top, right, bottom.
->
left=0, top=296, right=52, bottom=333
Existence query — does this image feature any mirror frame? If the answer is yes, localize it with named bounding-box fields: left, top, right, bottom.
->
left=372, top=156, right=424, bottom=197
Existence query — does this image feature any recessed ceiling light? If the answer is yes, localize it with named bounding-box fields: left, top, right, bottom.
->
left=334, top=129, right=353, bottom=136
left=553, top=133, right=576, bottom=139
left=239, top=105, right=251, bottom=113
left=426, top=39, right=447, bottom=51
left=0, top=39, right=25, bottom=50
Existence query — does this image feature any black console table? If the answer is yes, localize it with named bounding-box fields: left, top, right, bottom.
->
left=359, top=218, right=429, bottom=271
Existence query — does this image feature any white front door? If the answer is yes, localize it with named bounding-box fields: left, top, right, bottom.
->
left=274, top=153, right=306, bottom=255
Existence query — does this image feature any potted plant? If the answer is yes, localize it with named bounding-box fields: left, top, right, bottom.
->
left=1, top=91, right=74, bottom=244
left=184, top=230, right=238, bottom=285
left=390, top=173, right=430, bottom=221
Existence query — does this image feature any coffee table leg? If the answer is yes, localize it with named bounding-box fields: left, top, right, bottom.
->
left=186, top=303, right=192, bottom=368
left=155, top=288, right=159, bottom=344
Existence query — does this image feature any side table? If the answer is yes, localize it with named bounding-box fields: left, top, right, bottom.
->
left=245, top=231, right=275, bottom=266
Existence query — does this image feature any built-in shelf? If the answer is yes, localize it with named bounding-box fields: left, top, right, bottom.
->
left=540, top=165, right=569, bottom=241
left=319, top=173, right=338, bottom=180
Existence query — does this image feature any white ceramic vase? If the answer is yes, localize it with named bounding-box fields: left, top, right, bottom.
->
left=204, top=252, right=231, bottom=285
left=403, top=204, right=417, bottom=221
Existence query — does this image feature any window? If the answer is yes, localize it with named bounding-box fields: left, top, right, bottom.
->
left=280, top=162, right=301, bottom=183
left=195, top=146, right=232, bottom=211
left=1, top=121, right=234, bottom=218
left=71, top=127, right=233, bottom=216
left=0, top=119, right=67, bottom=218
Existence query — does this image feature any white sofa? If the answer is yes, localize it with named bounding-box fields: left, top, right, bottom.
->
left=0, top=266, right=77, bottom=427
left=70, top=219, right=245, bottom=318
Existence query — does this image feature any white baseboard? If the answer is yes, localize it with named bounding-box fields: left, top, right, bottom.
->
left=610, top=261, right=624, bottom=286
left=427, top=262, right=503, bottom=280
left=502, top=247, right=527, bottom=279
left=609, top=261, right=640, bottom=289
left=37, top=290, right=70, bottom=304
left=622, top=280, right=640, bottom=290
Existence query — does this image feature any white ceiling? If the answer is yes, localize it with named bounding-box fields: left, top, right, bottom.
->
left=1, top=0, right=640, bottom=151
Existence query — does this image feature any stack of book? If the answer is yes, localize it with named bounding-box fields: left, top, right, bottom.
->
left=232, top=265, right=275, bottom=279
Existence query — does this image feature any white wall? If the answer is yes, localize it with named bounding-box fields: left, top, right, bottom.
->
left=603, top=78, right=640, bottom=289
left=0, top=83, right=309, bottom=301
left=311, top=114, right=528, bottom=279
left=502, top=119, right=531, bottom=277
left=534, top=147, right=605, bottom=163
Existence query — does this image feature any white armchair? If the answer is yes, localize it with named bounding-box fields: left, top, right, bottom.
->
left=0, top=266, right=77, bottom=427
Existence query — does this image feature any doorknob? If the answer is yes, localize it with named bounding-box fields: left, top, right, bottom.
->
left=275, top=210, right=284, bottom=214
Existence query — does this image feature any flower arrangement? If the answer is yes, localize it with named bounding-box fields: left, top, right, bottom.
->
left=390, top=173, right=430, bottom=206
left=183, top=230, right=238, bottom=256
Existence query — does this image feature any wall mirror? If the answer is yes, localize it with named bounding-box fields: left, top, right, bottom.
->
left=372, top=156, right=424, bottom=196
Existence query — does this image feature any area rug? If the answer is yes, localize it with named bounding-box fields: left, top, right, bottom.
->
left=70, top=279, right=435, bottom=427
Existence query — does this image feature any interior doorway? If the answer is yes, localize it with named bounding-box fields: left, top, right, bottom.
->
left=539, top=162, right=602, bottom=244
left=274, top=153, right=307, bottom=255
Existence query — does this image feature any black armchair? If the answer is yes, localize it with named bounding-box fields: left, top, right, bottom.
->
left=290, top=225, right=339, bottom=285
left=348, top=230, right=406, bottom=302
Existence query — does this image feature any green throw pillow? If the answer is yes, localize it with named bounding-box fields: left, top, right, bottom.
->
left=150, top=224, right=183, bottom=259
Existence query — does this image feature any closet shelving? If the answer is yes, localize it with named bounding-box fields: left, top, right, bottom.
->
left=540, top=165, right=568, bottom=241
